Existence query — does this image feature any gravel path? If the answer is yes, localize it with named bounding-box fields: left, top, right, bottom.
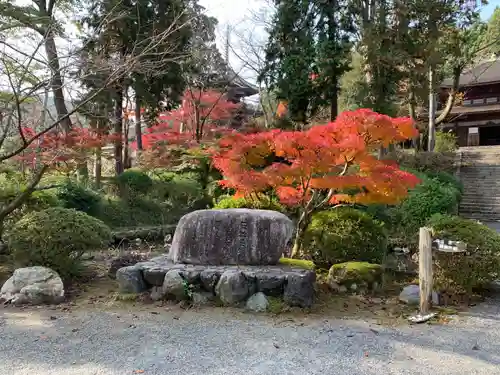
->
left=1, top=301, right=500, bottom=375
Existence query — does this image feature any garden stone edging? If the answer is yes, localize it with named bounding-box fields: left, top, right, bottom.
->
left=116, top=255, right=316, bottom=308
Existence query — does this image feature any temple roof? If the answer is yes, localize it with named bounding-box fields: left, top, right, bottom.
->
left=227, top=68, right=259, bottom=96
left=442, top=58, right=500, bottom=87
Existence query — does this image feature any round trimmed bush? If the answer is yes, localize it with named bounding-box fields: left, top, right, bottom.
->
left=7, top=207, right=112, bottom=279
left=214, top=195, right=285, bottom=212
left=56, top=180, right=101, bottom=215
left=303, top=207, right=387, bottom=268
left=427, top=214, right=500, bottom=295
left=395, top=172, right=462, bottom=236
left=116, top=169, right=153, bottom=195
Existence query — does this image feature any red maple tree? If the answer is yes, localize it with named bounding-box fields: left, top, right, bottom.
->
left=213, top=108, right=421, bottom=256
left=135, top=89, right=240, bottom=168
left=17, top=126, right=119, bottom=172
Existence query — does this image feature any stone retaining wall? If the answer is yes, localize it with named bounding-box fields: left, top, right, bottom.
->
left=117, top=255, right=316, bottom=308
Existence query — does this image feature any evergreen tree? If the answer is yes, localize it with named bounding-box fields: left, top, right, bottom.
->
left=78, top=0, right=191, bottom=172
left=314, top=0, right=354, bottom=120
left=481, top=6, right=500, bottom=57
left=259, top=0, right=317, bottom=127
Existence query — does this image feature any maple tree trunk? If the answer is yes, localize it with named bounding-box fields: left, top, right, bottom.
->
left=195, top=107, right=201, bottom=142
left=0, top=165, right=48, bottom=242
left=291, top=210, right=311, bottom=258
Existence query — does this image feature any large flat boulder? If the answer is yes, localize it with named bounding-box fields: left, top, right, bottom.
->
left=169, top=209, right=293, bottom=266
left=0, top=266, right=64, bottom=305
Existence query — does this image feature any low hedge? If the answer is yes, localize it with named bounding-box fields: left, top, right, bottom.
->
left=303, top=207, right=387, bottom=268
left=428, top=214, right=500, bottom=295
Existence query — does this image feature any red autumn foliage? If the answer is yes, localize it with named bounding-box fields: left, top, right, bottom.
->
left=213, top=108, right=420, bottom=255
left=213, top=109, right=420, bottom=207
left=16, top=127, right=119, bottom=169
left=134, top=89, right=240, bottom=168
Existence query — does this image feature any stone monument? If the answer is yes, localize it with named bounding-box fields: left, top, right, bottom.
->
left=116, top=209, right=316, bottom=308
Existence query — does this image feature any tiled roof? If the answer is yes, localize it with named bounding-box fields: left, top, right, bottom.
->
left=442, top=58, right=500, bottom=87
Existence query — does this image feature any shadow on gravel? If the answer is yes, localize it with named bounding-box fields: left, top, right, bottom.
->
left=1, top=305, right=500, bottom=375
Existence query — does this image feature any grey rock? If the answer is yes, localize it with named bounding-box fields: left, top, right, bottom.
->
left=246, top=292, right=269, bottom=312
left=170, top=209, right=294, bottom=266
left=180, top=266, right=204, bottom=284
left=162, top=269, right=187, bottom=300
left=486, top=280, right=500, bottom=293
left=0, top=266, right=64, bottom=305
left=150, top=286, right=165, bottom=301
left=200, top=268, right=222, bottom=293
left=339, top=285, right=348, bottom=293
left=283, top=271, right=316, bottom=308
left=108, top=253, right=148, bottom=279
left=138, top=256, right=174, bottom=286
left=116, top=266, right=148, bottom=293
left=255, top=270, right=286, bottom=296
left=399, top=284, right=439, bottom=305
left=143, top=267, right=168, bottom=287
left=215, top=270, right=249, bottom=305
left=350, top=283, right=358, bottom=291
left=192, top=291, right=214, bottom=306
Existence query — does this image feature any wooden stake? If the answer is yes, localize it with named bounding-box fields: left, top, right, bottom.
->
left=419, top=227, right=433, bottom=314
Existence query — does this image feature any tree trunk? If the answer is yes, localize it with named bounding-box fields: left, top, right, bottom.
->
left=135, top=95, right=143, bottom=150
left=428, top=65, right=436, bottom=152
left=194, top=106, right=201, bottom=142
left=44, top=32, right=72, bottom=132
left=291, top=210, right=311, bottom=258
left=330, top=77, right=339, bottom=121
left=113, top=89, right=124, bottom=176
left=94, top=146, right=102, bottom=189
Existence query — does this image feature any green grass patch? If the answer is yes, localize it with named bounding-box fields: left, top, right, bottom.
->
left=267, top=296, right=287, bottom=314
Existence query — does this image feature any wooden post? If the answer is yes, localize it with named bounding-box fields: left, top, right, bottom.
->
left=419, top=227, right=433, bottom=314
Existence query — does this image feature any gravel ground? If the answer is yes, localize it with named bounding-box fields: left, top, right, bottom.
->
left=1, top=301, right=500, bottom=375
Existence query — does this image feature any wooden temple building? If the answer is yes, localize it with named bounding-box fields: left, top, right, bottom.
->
left=439, top=57, right=500, bottom=147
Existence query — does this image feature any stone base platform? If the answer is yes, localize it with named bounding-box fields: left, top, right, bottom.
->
left=116, top=255, right=316, bottom=308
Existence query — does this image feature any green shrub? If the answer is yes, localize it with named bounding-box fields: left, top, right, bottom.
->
left=96, top=196, right=174, bottom=228
left=214, top=195, right=285, bottom=212
left=435, top=131, right=458, bottom=152
left=7, top=207, right=112, bottom=279
left=385, top=150, right=457, bottom=174
left=115, top=169, right=153, bottom=196
left=395, top=173, right=461, bottom=238
left=151, top=171, right=206, bottom=208
left=427, top=214, right=500, bottom=295
left=425, top=171, right=463, bottom=194
left=0, top=173, right=60, bottom=231
left=303, top=207, right=387, bottom=268
left=56, top=180, right=101, bottom=215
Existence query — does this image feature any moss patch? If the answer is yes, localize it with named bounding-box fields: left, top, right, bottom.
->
left=328, top=262, right=383, bottom=288
left=279, top=257, right=315, bottom=270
